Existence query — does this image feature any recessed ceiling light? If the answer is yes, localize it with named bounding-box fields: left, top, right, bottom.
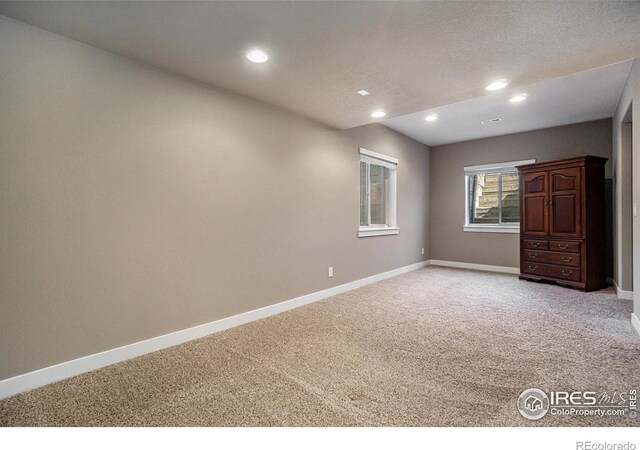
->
left=371, top=111, right=386, bottom=118
left=485, top=79, right=509, bottom=91
left=481, top=118, right=502, bottom=124
left=357, top=90, right=370, bottom=96
left=246, top=48, right=269, bottom=63
left=425, top=114, right=438, bottom=122
left=510, top=93, right=528, bottom=103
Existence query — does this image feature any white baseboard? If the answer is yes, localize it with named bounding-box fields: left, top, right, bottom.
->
left=632, top=313, right=640, bottom=337
left=428, top=259, right=519, bottom=275
left=609, top=277, right=634, bottom=300
left=0, top=260, right=429, bottom=400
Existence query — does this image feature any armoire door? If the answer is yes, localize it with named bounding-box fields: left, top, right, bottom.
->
left=521, top=171, right=548, bottom=236
left=549, top=167, right=582, bottom=237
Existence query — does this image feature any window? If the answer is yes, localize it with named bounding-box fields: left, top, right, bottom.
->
left=359, top=148, right=398, bottom=237
left=464, top=159, right=535, bottom=233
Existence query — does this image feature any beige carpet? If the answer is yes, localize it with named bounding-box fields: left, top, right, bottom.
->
left=1, top=266, right=639, bottom=427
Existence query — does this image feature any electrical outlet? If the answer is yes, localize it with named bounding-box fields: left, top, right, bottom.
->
left=328, top=266, right=333, bottom=277
left=421, top=248, right=425, bottom=255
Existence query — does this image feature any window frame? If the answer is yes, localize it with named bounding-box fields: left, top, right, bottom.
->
left=463, top=159, right=535, bottom=234
left=358, top=148, right=399, bottom=238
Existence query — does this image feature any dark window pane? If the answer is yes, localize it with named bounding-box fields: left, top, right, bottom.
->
left=469, top=173, right=499, bottom=224
left=501, top=172, right=520, bottom=223
left=370, top=164, right=388, bottom=225
left=360, top=162, right=368, bottom=226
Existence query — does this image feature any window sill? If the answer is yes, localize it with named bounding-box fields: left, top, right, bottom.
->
left=463, top=225, right=519, bottom=234
left=358, top=227, right=400, bottom=237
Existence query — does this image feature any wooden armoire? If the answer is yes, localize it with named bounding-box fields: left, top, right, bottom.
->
left=516, top=156, right=607, bottom=292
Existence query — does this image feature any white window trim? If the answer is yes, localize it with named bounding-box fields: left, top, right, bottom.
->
left=462, top=225, right=520, bottom=234
left=358, top=226, right=400, bottom=237
left=359, top=148, right=399, bottom=238
left=463, top=159, right=536, bottom=174
left=464, top=159, right=535, bottom=234
left=359, top=148, right=399, bottom=165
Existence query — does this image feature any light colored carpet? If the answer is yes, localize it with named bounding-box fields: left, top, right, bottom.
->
left=1, top=267, right=638, bottom=426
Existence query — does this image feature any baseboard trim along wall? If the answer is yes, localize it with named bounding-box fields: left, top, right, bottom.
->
left=632, top=313, right=640, bottom=337
left=609, top=277, right=634, bottom=300
left=428, top=259, right=520, bottom=275
left=0, top=260, right=429, bottom=400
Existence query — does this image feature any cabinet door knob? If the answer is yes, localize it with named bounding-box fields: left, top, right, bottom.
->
left=562, top=270, right=572, bottom=276
left=528, top=265, right=537, bottom=271
left=529, top=253, right=537, bottom=259
left=531, top=242, right=540, bottom=248
left=558, top=244, right=568, bottom=249
left=562, top=257, right=572, bottom=263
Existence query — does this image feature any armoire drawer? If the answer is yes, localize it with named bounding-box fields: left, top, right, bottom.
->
left=523, top=250, right=580, bottom=267
left=522, top=262, right=581, bottom=282
left=549, top=240, right=581, bottom=253
left=522, top=239, right=548, bottom=250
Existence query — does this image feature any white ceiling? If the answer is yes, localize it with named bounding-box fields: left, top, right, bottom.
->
left=1, top=1, right=639, bottom=133
left=383, top=60, right=633, bottom=146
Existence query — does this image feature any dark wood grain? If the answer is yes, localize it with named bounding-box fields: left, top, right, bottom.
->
left=522, top=261, right=581, bottom=282
left=549, top=240, right=580, bottom=253
left=549, top=167, right=582, bottom=238
left=521, top=171, right=549, bottom=236
left=522, top=239, right=549, bottom=250
left=522, top=249, right=580, bottom=267
left=517, top=156, right=607, bottom=292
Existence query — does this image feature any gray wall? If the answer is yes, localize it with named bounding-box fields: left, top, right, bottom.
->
left=429, top=120, right=612, bottom=269
left=612, top=58, right=639, bottom=315
left=0, top=17, right=430, bottom=379
left=613, top=121, right=634, bottom=292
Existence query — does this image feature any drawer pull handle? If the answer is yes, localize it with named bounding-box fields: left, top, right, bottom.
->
left=531, top=243, right=540, bottom=248
left=528, top=265, right=537, bottom=271
left=561, top=257, right=572, bottom=263
left=558, top=244, right=568, bottom=249
left=529, top=253, right=537, bottom=259
left=562, top=270, right=573, bottom=276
